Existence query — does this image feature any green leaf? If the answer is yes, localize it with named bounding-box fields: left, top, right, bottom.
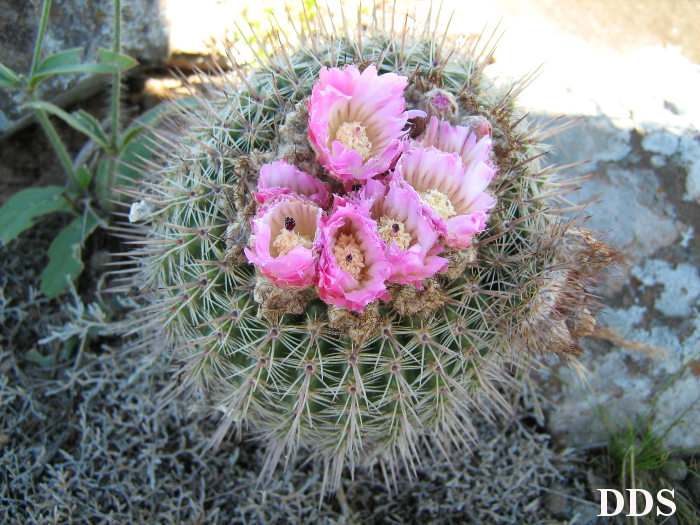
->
left=0, top=61, right=21, bottom=89
left=27, top=101, right=109, bottom=148
left=74, top=109, right=110, bottom=147
left=40, top=212, right=100, bottom=297
left=25, top=342, right=75, bottom=367
left=95, top=159, right=112, bottom=201
left=96, top=49, right=138, bottom=71
left=119, top=125, right=144, bottom=150
left=75, top=167, right=93, bottom=191
left=0, top=186, right=77, bottom=245
left=117, top=97, right=198, bottom=182
left=29, top=47, right=138, bottom=90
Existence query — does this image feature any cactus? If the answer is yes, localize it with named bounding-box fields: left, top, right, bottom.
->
left=112, top=6, right=620, bottom=493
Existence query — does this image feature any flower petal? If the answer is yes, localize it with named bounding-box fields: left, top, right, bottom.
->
left=245, top=195, right=322, bottom=288
left=366, top=180, right=448, bottom=286
left=316, top=201, right=391, bottom=311
left=394, top=147, right=496, bottom=248
left=308, top=64, right=411, bottom=181
left=416, top=116, right=495, bottom=171
left=255, top=159, right=330, bottom=208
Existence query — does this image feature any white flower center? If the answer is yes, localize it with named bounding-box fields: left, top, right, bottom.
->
left=377, top=216, right=411, bottom=251
left=335, top=121, right=372, bottom=161
left=419, top=189, right=456, bottom=221
left=334, top=233, right=365, bottom=280
left=272, top=222, right=313, bottom=257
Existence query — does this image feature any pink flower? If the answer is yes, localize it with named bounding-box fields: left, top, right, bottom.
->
left=255, top=160, right=330, bottom=208
left=415, top=116, right=493, bottom=171
left=308, top=64, right=411, bottom=182
left=244, top=195, right=322, bottom=288
left=393, top=147, right=496, bottom=248
left=316, top=200, right=391, bottom=311
left=365, top=180, right=448, bottom=286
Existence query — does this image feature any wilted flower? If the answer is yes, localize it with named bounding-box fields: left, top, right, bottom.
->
left=244, top=195, right=322, bottom=288
left=316, top=200, right=391, bottom=311
left=394, top=146, right=496, bottom=248
left=308, top=64, right=411, bottom=182
left=255, top=159, right=330, bottom=208
left=365, top=180, right=448, bottom=286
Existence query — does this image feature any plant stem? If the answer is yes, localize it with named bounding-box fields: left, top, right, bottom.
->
left=30, top=0, right=53, bottom=78
left=101, top=0, right=123, bottom=204
left=28, top=0, right=78, bottom=185
left=34, top=107, right=77, bottom=183
left=110, top=0, right=122, bottom=152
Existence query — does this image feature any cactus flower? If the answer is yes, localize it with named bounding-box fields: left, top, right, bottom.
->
left=244, top=195, right=322, bottom=288
left=365, top=180, right=448, bottom=286
left=255, top=159, right=330, bottom=208
left=308, top=64, right=411, bottom=182
left=394, top=146, right=496, bottom=248
left=416, top=116, right=494, bottom=171
left=316, top=200, right=391, bottom=311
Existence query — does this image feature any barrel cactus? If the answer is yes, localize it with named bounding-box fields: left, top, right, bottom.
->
left=114, top=6, right=619, bottom=492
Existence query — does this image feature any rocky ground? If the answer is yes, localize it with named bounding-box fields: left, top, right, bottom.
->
left=1, top=0, right=699, bottom=523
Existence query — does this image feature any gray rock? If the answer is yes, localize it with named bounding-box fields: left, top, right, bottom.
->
left=650, top=154, right=667, bottom=168
left=642, top=131, right=680, bottom=156
left=631, top=260, right=700, bottom=318
left=547, top=117, right=632, bottom=174
left=0, top=0, right=170, bottom=136
left=679, top=135, right=700, bottom=202
left=662, top=458, right=687, bottom=482
left=534, top=96, right=700, bottom=450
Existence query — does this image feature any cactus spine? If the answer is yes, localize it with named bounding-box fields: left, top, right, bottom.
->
left=112, top=5, right=620, bottom=492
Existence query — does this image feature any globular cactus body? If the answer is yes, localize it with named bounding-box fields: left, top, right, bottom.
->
left=114, top=7, right=619, bottom=491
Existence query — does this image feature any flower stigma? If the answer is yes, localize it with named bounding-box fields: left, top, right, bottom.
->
left=419, top=189, right=457, bottom=221
left=334, top=233, right=365, bottom=279
left=272, top=218, right=313, bottom=257
left=377, top=216, right=411, bottom=251
left=335, top=121, right=372, bottom=161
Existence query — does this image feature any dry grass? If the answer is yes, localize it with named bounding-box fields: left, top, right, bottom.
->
left=0, top=220, right=599, bottom=524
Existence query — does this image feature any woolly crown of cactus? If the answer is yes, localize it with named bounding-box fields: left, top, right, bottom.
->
left=112, top=4, right=620, bottom=494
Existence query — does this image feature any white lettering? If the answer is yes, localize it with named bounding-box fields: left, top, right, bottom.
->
left=627, top=489, right=653, bottom=516
left=657, top=489, right=676, bottom=517
left=598, top=489, right=624, bottom=516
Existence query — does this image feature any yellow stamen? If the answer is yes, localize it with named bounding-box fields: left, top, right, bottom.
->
left=272, top=228, right=313, bottom=257
left=419, top=189, right=456, bottom=221
left=377, top=216, right=411, bottom=251
left=335, top=121, right=372, bottom=161
left=334, top=233, right=365, bottom=280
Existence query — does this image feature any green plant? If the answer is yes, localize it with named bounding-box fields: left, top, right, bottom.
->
left=594, top=362, right=700, bottom=524
left=597, top=420, right=699, bottom=524
left=0, top=0, right=167, bottom=297
left=114, top=5, right=620, bottom=494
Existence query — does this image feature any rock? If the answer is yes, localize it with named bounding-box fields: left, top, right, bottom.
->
left=679, top=135, right=700, bottom=202
left=662, top=458, right=687, bottom=482
left=543, top=491, right=568, bottom=517
left=631, top=260, right=700, bottom=318
left=531, top=59, right=700, bottom=450
left=642, top=131, right=680, bottom=156
left=0, top=0, right=170, bottom=136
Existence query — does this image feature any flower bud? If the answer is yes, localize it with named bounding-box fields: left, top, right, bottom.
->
left=459, top=115, right=492, bottom=141
left=419, top=88, right=459, bottom=120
